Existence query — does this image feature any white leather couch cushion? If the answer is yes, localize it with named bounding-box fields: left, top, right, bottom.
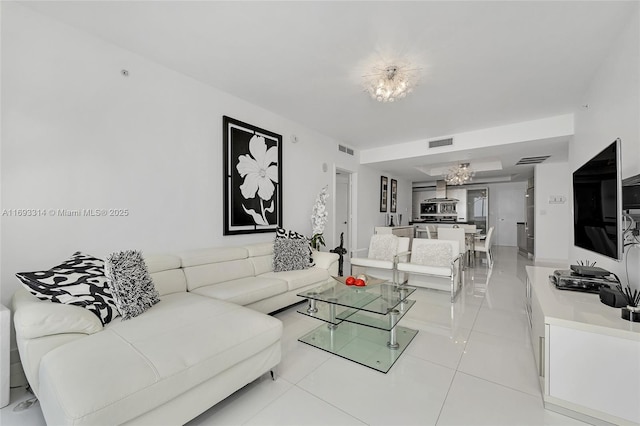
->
left=183, top=258, right=255, bottom=291
left=145, top=254, right=186, bottom=296
left=13, top=289, right=103, bottom=339
left=244, top=242, right=274, bottom=257
left=190, top=276, right=287, bottom=306
left=249, top=253, right=275, bottom=276
left=37, top=292, right=282, bottom=425
left=180, top=247, right=248, bottom=267
left=149, top=269, right=187, bottom=296
left=144, top=254, right=181, bottom=273
left=261, top=266, right=330, bottom=291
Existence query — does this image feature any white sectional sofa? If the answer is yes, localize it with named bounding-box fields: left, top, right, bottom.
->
left=12, top=242, right=339, bottom=425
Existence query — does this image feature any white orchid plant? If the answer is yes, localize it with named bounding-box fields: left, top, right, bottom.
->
left=236, top=135, right=278, bottom=225
left=310, top=185, right=329, bottom=250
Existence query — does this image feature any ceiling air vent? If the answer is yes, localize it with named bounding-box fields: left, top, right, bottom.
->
left=516, top=155, right=550, bottom=165
left=428, top=138, right=454, bottom=148
left=338, top=144, right=354, bottom=156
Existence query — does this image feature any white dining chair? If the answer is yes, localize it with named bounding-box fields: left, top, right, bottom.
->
left=437, top=227, right=467, bottom=269
left=415, top=226, right=431, bottom=239
left=474, top=226, right=494, bottom=267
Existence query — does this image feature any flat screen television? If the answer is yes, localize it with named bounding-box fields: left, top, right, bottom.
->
left=572, top=139, right=622, bottom=261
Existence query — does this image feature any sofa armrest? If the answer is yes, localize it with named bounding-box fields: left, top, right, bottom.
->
left=312, top=250, right=339, bottom=272
left=12, top=289, right=103, bottom=340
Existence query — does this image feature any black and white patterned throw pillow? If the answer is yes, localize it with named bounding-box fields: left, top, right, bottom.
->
left=16, top=252, right=118, bottom=325
left=105, top=250, right=160, bottom=321
left=275, top=227, right=314, bottom=267
left=273, top=238, right=310, bottom=272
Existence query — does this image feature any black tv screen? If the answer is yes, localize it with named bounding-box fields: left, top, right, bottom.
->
left=572, top=139, right=622, bottom=260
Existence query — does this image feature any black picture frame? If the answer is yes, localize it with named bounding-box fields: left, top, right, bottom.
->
left=223, top=116, right=282, bottom=235
left=380, top=176, right=388, bottom=212
left=391, top=178, right=398, bottom=213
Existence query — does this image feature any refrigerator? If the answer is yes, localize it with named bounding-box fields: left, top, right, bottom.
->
left=525, top=179, right=534, bottom=257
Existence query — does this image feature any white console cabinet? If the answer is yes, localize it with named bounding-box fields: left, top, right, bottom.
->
left=525, top=266, right=640, bottom=425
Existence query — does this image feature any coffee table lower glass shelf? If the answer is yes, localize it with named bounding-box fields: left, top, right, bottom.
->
left=296, top=280, right=418, bottom=373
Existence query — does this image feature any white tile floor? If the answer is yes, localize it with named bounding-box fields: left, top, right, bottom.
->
left=1, top=247, right=588, bottom=425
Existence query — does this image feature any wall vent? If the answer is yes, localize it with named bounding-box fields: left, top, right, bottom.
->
left=428, top=138, right=454, bottom=148
left=516, top=155, right=550, bottom=165
left=338, top=144, right=354, bottom=156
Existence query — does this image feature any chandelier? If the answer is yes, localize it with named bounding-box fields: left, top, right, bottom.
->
left=364, top=65, right=419, bottom=103
left=445, top=163, right=474, bottom=185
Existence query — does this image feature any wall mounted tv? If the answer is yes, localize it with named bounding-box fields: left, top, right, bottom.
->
left=572, top=139, right=623, bottom=261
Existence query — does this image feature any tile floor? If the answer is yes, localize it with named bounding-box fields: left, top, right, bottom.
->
left=1, top=246, right=588, bottom=425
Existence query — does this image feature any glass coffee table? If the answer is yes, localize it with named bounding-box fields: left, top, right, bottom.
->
left=296, top=279, right=418, bottom=373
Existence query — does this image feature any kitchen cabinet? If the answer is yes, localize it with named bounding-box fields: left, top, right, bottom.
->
left=525, top=266, right=640, bottom=425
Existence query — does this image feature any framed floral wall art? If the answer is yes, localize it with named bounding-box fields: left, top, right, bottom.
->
left=390, top=178, right=398, bottom=213
left=380, top=176, right=388, bottom=212
left=223, top=116, right=282, bottom=235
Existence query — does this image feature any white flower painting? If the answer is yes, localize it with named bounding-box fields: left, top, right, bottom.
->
left=223, top=116, right=282, bottom=235
left=236, top=135, right=279, bottom=225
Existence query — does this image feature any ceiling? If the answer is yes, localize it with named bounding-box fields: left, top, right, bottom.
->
left=21, top=1, right=637, bottom=184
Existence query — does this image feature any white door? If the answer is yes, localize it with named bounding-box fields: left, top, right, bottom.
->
left=493, top=186, right=526, bottom=246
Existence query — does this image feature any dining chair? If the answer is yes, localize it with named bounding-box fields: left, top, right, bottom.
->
left=437, top=227, right=467, bottom=269
left=415, top=226, right=431, bottom=239
left=474, top=226, right=494, bottom=267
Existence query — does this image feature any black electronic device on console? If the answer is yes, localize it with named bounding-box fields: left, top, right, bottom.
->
left=569, top=264, right=611, bottom=278
left=599, top=286, right=628, bottom=308
left=549, top=269, right=617, bottom=294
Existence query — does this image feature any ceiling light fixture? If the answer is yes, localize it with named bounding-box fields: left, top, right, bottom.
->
left=364, top=65, right=419, bottom=103
left=445, top=163, right=474, bottom=185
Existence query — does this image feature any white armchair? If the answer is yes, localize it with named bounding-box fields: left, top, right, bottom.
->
left=396, top=239, right=462, bottom=302
left=350, top=234, right=411, bottom=284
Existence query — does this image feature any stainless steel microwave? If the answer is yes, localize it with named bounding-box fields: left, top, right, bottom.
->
left=420, top=203, right=438, bottom=214
left=439, top=202, right=457, bottom=214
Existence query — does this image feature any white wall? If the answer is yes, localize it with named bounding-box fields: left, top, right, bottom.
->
left=354, top=165, right=412, bottom=253
left=535, top=162, right=570, bottom=263
left=570, top=7, right=640, bottom=290
left=0, top=4, right=363, bottom=307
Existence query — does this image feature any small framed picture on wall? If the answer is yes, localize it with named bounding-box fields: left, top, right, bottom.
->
left=390, top=179, right=397, bottom=212
left=380, top=176, right=388, bottom=212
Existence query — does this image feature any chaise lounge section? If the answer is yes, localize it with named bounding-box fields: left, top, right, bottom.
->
left=12, top=242, right=338, bottom=425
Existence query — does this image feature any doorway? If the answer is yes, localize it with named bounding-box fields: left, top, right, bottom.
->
left=334, top=168, right=354, bottom=275
left=467, top=188, right=489, bottom=235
